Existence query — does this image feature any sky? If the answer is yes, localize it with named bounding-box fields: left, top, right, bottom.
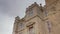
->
left=0, top=0, right=45, bottom=34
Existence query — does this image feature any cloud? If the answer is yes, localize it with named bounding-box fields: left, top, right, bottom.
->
left=0, top=0, right=45, bottom=18
left=0, top=0, right=19, bottom=17
left=0, top=14, right=14, bottom=34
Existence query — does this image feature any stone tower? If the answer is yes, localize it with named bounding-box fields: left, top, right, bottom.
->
left=12, top=2, right=48, bottom=34
left=45, top=0, right=60, bottom=34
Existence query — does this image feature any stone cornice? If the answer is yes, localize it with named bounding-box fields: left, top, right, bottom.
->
left=26, top=2, right=40, bottom=13
left=26, top=22, right=35, bottom=27
left=25, top=15, right=45, bottom=22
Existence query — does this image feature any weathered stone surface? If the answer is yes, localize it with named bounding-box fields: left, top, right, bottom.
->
left=45, top=0, right=60, bottom=34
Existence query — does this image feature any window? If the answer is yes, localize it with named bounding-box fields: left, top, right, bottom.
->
left=47, top=20, right=51, bottom=32
left=45, top=11, right=48, bottom=17
left=29, top=10, right=33, bottom=16
left=19, top=23, right=24, bottom=29
left=29, top=25, right=34, bottom=34
left=37, top=9, right=40, bottom=14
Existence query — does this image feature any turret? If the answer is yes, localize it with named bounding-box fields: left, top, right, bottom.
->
left=15, top=16, right=20, bottom=23
left=13, top=16, right=20, bottom=34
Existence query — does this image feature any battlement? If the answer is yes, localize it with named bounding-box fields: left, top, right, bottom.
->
left=26, top=2, right=43, bottom=13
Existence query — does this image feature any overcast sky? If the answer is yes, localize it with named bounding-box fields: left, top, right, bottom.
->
left=0, top=0, right=45, bottom=34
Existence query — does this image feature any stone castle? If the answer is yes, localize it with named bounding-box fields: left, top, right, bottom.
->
left=12, top=0, right=60, bottom=34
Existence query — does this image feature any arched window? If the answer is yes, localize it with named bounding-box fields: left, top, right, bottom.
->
left=27, top=22, right=35, bottom=34
left=29, top=25, right=35, bottom=34
left=19, top=23, right=24, bottom=29
left=29, top=10, right=33, bottom=16
left=46, top=20, right=51, bottom=33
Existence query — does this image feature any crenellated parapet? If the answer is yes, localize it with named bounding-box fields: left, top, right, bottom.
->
left=15, top=16, right=25, bottom=23
left=26, top=2, right=39, bottom=13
